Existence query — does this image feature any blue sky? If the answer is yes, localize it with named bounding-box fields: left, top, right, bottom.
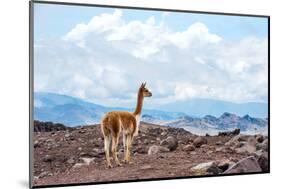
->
left=34, top=3, right=268, bottom=41
left=34, top=2, right=268, bottom=110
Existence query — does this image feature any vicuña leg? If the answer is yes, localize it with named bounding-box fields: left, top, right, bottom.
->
left=104, top=135, right=112, bottom=168
left=123, top=133, right=127, bottom=162
left=125, top=134, right=133, bottom=163
left=111, top=134, right=121, bottom=166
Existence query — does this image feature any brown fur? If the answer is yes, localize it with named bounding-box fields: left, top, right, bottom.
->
left=101, top=83, right=152, bottom=168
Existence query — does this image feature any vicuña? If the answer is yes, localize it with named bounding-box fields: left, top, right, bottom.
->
left=101, top=82, right=152, bottom=168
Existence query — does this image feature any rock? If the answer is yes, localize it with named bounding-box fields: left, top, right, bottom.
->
left=66, top=156, right=75, bottom=164
left=134, top=147, right=148, bottom=154
left=160, top=136, right=178, bottom=151
left=193, top=136, right=207, bottom=147
left=191, top=162, right=213, bottom=172
left=79, top=152, right=96, bottom=157
left=256, top=139, right=268, bottom=151
left=190, top=151, right=197, bottom=155
left=253, top=149, right=264, bottom=157
left=73, top=163, right=85, bottom=169
left=234, top=142, right=245, bottom=148
left=215, top=141, right=223, bottom=146
left=225, top=134, right=248, bottom=147
left=224, top=156, right=262, bottom=174
left=80, top=157, right=95, bottom=165
left=178, top=140, right=184, bottom=144
left=232, top=128, right=241, bottom=135
left=191, top=162, right=221, bottom=175
left=217, top=159, right=235, bottom=172
left=140, top=165, right=153, bottom=170
left=247, top=136, right=257, bottom=146
left=148, top=145, right=169, bottom=155
left=207, top=164, right=222, bottom=175
left=218, top=161, right=229, bottom=172
left=38, top=171, right=49, bottom=178
left=34, top=140, right=40, bottom=148
left=78, top=138, right=84, bottom=142
left=161, top=131, right=167, bottom=136
left=92, top=148, right=105, bottom=157
left=143, top=139, right=149, bottom=144
left=201, top=144, right=208, bottom=148
left=229, top=134, right=248, bottom=143
left=218, top=129, right=240, bottom=136
left=183, top=144, right=195, bottom=152
left=235, top=144, right=256, bottom=154
left=256, top=135, right=264, bottom=143
left=43, top=155, right=54, bottom=162
left=216, top=146, right=233, bottom=153
left=255, top=151, right=268, bottom=172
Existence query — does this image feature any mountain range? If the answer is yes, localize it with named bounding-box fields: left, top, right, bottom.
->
left=34, top=92, right=268, bottom=135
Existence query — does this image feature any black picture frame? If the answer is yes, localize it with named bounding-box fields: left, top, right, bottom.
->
left=29, top=1, right=270, bottom=188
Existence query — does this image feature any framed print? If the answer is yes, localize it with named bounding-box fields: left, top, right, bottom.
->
left=29, top=1, right=270, bottom=188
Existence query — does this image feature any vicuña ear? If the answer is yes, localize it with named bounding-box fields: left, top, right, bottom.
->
left=143, top=82, right=146, bottom=87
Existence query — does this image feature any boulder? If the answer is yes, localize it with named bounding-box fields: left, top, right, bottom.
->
left=34, top=140, right=40, bottom=148
left=92, top=148, right=105, bottom=157
left=215, top=141, right=223, bottom=146
left=224, top=156, right=262, bottom=174
left=254, top=150, right=269, bottom=172
left=218, top=161, right=229, bottom=172
left=190, top=151, right=197, bottom=155
left=218, top=129, right=240, bottom=136
left=38, top=171, right=50, bottom=178
left=73, top=163, right=85, bottom=169
left=161, top=131, right=167, bottom=136
left=80, top=157, right=95, bottom=165
left=216, top=146, right=233, bottom=153
left=160, top=136, right=178, bottom=151
left=235, top=144, right=256, bottom=154
left=229, top=134, right=248, bottom=143
left=193, top=136, right=207, bottom=147
left=217, top=159, right=235, bottom=172
left=66, top=156, right=75, bottom=164
left=247, top=136, right=257, bottom=146
left=183, top=144, right=195, bottom=152
left=256, top=139, right=268, bottom=151
left=191, top=161, right=221, bottom=175
left=148, top=145, right=169, bottom=155
left=225, top=134, right=248, bottom=147
left=134, top=147, right=148, bottom=154
left=140, top=165, right=153, bottom=170
left=43, top=155, right=55, bottom=162
left=256, top=135, right=264, bottom=143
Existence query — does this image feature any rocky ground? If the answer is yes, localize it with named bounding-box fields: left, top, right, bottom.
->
left=32, top=121, right=269, bottom=187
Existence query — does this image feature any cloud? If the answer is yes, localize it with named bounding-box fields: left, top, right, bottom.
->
left=34, top=9, right=268, bottom=108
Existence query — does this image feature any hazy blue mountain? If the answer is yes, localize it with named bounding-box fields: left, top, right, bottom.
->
left=34, top=92, right=184, bottom=126
left=33, top=92, right=268, bottom=135
left=143, top=112, right=268, bottom=136
left=156, top=98, right=268, bottom=118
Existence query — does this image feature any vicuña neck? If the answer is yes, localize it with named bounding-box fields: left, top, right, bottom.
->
left=134, top=90, right=144, bottom=116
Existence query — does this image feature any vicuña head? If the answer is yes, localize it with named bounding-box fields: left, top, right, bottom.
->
left=101, top=82, right=152, bottom=168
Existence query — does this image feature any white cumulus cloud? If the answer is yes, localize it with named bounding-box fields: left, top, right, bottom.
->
left=34, top=9, right=268, bottom=108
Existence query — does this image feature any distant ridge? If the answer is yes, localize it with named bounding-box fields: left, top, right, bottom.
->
left=34, top=92, right=268, bottom=135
